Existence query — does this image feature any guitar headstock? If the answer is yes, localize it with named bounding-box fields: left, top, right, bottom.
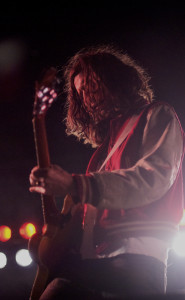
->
left=33, top=67, right=61, bottom=117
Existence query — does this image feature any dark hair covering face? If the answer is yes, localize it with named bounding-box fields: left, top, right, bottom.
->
left=63, top=45, right=153, bottom=147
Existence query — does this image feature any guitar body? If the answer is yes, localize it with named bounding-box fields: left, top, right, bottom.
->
left=29, top=202, right=84, bottom=270
left=29, top=202, right=84, bottom=300
left=29, top=69, right=84, bottom=300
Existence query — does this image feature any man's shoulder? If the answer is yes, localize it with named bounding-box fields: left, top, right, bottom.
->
left=145, top=100, right=174, bottom=111
left=144, top=101, right=177, bottom=120
left=110, top=101, right=178, bottom=136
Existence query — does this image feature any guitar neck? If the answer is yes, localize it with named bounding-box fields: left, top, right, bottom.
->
left=33, top=116, right=59, bottom=224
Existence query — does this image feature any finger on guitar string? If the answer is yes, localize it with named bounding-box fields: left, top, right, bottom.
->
left=29, top=185, right=46, bottom=194
left=29, top=164, right=74, bottom=197
left=29, top=173, right=44, bottom=185
left=29, top=165, right=49, bottom=185
left=38, top=177, right=45, bottom=187
left=30, top=165, right=50, bottom=177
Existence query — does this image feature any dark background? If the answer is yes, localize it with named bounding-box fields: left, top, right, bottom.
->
left=1, top=2, right=185, bottom=299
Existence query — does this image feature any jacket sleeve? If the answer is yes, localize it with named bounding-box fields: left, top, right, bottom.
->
left=72, top=103, right=184, bottom=210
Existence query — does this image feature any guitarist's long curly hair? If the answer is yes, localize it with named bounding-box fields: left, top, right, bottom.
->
left=63, top=44, right=154, bottom=147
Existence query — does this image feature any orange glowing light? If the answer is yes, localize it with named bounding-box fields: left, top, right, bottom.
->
left=19, top=223, right=36, bottom=239
left=0, top=225, right=11, bottom=242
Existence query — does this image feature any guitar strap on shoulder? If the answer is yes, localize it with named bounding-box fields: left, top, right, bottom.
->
left=98, top=114, right=140, bottom=172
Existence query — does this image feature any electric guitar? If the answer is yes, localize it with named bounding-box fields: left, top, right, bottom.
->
left=28, top=68, right=84, bottom=300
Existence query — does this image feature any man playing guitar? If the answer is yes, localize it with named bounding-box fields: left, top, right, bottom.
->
left=29, top=45, right=185, bottom=299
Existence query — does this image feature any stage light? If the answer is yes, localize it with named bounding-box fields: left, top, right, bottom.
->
left=0, top=252, right=7, bottom=269
left=15, top=249, right=32, bottom=267
left=0, top=225, right=11, bottom=242
left=19, top=223, right=36, bottom=239
left=172, top=232, right=185, bottom=256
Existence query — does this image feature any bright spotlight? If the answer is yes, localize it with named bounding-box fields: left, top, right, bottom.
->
left=0, top=225, right=11, bottom=242
left=15, top=249, right=32, bottom=267
left=19, top=222, right=36, bottom=239
left=0, top=252, right=7, bottom=269
left=172, top=232, right=185, bottom=256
